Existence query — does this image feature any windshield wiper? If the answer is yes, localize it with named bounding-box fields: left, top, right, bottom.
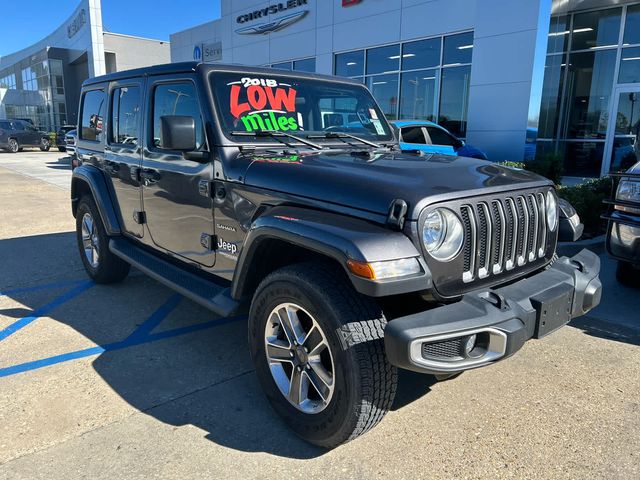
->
left=306, top=132, right=381, bottom=149
left=230, top=130, right=324, bottom=150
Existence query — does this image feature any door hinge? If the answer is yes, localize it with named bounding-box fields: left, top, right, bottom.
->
left=198, top=180, right=212, bottom=198
left=133, top=210, right=146, bottom=225
left=200, top=233, right=217, bottom=251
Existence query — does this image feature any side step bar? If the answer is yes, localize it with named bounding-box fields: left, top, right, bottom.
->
left=109, top=238, right=240, bottom=317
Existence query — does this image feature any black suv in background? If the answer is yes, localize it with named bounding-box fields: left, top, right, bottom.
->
left=0, top=119, right=51, bottom=153
left=56, top=125, right=76, bottom=152
left=71, top=62, right=602, bottom=447
left=604, top=163, right=640, bottom=286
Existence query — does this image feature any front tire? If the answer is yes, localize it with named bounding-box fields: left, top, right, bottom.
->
left=75, top=196, right=130, bottom=284
left=8, top=138, right=19, bottom=153
left=249, top=263, right=397, bottom=448
left=40, top=137, right=51, bottom=151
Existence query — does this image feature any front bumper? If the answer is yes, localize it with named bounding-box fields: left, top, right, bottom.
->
left=385, top=249, right=602, bottom=374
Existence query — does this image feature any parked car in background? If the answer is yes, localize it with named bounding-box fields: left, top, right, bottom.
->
left=56, top=125, right=76, bottom=152
left=392, top=120, right=488, bottom=160
left=0, top=119, right=51, bottom=153
left=604, top=162, right=640, bottom=286
left=65, top=129, right=78, bottom=168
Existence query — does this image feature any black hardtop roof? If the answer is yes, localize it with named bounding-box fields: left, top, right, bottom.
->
left=82, top=62, right=364, bottom=87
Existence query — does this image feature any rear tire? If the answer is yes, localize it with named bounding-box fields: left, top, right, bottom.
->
left=249, top=262, right=397, bottom=448
left=58, top=146, right=66, bottom=152
left=616, top=261, right=639, bottom=287
left=76, top=196, right=130, bottom=284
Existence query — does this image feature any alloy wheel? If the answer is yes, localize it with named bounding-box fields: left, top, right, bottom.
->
left=264, top=303, right=335, bottom=414
left=81, top=212, right=100, bottom=268
left=9, top=139, right=18, bottom=153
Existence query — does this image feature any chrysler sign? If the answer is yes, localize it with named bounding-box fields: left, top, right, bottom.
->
left=235, top=0, right=309, bottom=35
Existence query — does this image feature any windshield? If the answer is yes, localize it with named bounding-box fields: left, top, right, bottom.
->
left=211, top=72, right=394, bottom=144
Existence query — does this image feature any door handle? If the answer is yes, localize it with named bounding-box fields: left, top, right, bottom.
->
left=140, top=168, right=161, bottom=184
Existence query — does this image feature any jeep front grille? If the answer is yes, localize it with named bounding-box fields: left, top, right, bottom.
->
left=460, top=192, right=548, bottom=283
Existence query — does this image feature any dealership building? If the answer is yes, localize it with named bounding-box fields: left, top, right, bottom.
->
left=170, top=0, right=640, bottom=178
left=0, top=0, right=169, bottom=132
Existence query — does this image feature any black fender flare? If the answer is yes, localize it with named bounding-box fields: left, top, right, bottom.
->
left=71, top=164, right=122, bottom=236
left=231, top=206, right=431, bottom=299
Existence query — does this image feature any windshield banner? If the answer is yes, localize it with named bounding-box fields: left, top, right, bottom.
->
left=229, top=77, right=303, bottom=132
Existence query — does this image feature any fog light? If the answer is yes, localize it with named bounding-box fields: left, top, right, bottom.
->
left=464, top=334, right=477, bottom=356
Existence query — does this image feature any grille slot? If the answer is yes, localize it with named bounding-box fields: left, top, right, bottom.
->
left=461, top=191, right=550, bottom=283
left=422, top=338, right=466, bottom=361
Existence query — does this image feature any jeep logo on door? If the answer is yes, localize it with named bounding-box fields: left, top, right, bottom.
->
left=235, top=0, right=309, bottom=35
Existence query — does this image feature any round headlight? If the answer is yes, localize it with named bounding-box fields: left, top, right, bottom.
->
left=422, top=208, right=464, bottom=261
left=546, top=190, right=558, bottom=231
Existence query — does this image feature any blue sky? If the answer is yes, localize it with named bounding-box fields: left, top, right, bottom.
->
left=0, top=0, right=221, bottom=57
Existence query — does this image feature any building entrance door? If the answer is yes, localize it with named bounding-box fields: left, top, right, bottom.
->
left=603, top=86, right=640, bottom=175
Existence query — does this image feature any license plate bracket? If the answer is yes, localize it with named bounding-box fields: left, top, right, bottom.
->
left=531, top=284, right=574, bottom=339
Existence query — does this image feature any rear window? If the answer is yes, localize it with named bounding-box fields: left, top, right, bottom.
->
left=401, top=126, right=426, bottom=144
left=80, top=89, right=106, bottom=142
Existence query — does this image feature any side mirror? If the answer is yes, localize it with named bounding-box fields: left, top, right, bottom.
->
left=160, top=115, right=196, bottom=151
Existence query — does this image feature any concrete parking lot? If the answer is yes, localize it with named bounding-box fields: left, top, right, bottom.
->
left=0, top=150, right=639, bottom=479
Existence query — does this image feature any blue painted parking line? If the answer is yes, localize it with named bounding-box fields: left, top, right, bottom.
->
left=0, top=278, right=87, bottom=298
left=0, top=304, right=246, bottom=378
left=0, top=280, right=94, bottom=342
left=125, top=293, right=182, bottom=342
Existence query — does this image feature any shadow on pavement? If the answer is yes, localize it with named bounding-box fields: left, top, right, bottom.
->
left=2, top=232, right=432, bottom=458
left=3, top=232, right=640, bottom=458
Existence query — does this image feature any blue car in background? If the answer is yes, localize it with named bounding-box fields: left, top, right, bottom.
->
left=391, top=120, right=488, bottom=160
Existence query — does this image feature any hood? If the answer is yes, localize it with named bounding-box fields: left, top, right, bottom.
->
left=243, top=150, right=551, bottom=220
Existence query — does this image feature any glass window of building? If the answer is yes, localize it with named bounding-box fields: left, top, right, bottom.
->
left=570, top=8, right=622, bottom=51
left=367, top=74, right=399, bottom=120
left=335, top=50, right=364, bottom=77
left=399, top=69, right=438, bottom=121
left=623, top=4, right=640, bottom=46
left=402, top=38, right=441, bottom=70
left=563, top=50, right=616, bottom=139
left=110, top=86, right=141, bottom=145
left=0, top=73, right=16, bottom=89
left=335, top=32, right=473, bottom=135
left=152, top=82, right=204, bottom=149
left=272, top=62, right=293, bottom=71
left=619, top=47, right=640, bottom=84
left=443, top=32, right=474, bottom=66
left=547, top=16, right=570, bottom=54
left=538, top=54, right=566, bottom=139
left=438, top=65, right=471, bottom=137
left=80, top=89, right=106, bottom=142
left=293, top=58, right=316, bottom=72
left=366, top=44, right=400, bottom=75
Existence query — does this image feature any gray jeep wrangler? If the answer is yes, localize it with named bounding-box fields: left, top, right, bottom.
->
left=71, top=62, right=602, bottom=447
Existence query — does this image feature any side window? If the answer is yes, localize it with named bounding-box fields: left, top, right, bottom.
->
left=80, top=89, right=106, bottom=142
left=426, top=126, right=458, bottom=147
left=110, top=86, right=141, bottom=145
left=14, top=122, right=25, bottom=131
left=401, top=126, right=426, bottom=144
left=152, top=82, right=204, bottom=149
left=0, top=121, right=13, bottom=130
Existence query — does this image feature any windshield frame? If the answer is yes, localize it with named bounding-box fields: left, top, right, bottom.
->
left=207, top=68, right=396, bottom=147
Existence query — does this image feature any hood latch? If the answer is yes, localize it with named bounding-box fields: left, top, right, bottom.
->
left=387, top=199, right=408, bottom=231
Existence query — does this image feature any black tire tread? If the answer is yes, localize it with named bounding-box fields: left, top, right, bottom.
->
left=76, top=196, right=130, bottom=284
left=255, top=262, right=397, bottom=446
